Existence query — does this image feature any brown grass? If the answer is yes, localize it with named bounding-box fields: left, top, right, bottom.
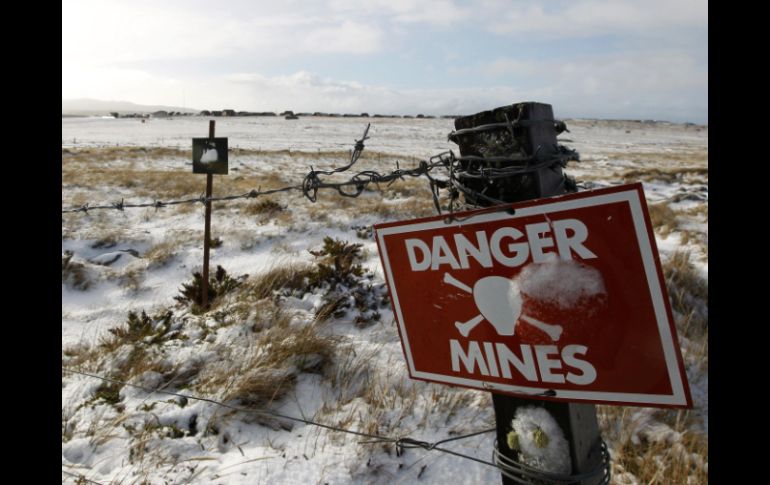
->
left=245, top=263, right=316, bottom=300
left=647, top=201, right=678, bottom=237
left=599, top=406, right=707, bottom=485
left=197, top=310, right=338, bottom=428
left=240, top=198, right=294, bottom=225
left=62, top=342, right=101, bottom=372
left=230, top=147, right=423, bottom=165
left=144, top=240, right=180, bottom=269
left=62, top=252, right=92, bottom=290
left=62, top=167, right=293, bottom=205
left=62, top=146, right=188, bottom=165
left=619, top=167, right=708, bottom=185
left=243, top=198, right=283, bottom=216
left=662, top=251, right=708, bottom=337
left=597, top=150, right=706, bottom=165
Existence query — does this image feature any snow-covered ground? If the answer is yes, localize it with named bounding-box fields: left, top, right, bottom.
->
left=62, top=116, right=708, bottom=484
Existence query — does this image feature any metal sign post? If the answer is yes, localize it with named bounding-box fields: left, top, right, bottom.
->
left=191, top=120, right=229, bottom=310
left=202, top=138, right=213, bottom=309
left=453, top=102, right=604, bottom=485
left=373, top=102, right=694, bottom=484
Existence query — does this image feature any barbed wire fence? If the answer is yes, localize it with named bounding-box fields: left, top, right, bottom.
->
left=61, top=123, right=580, bottom=221
left=61, top=367, right=610, bottom=484
left=62, top=123, right=615, bottom=484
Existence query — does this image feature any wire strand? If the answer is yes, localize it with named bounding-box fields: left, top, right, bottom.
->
left=62, top=367, right=498, bottom=467
left=62, top=125, right=578, bottom=214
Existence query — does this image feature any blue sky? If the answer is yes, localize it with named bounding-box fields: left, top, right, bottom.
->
left=62, top=0, right=708, bottom=123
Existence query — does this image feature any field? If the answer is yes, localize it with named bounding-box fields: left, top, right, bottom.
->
left=62, top=116, right=708, bottom=484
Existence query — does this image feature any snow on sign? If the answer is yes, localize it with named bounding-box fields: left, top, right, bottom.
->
left=374, top=183, right=692, bottom=408
left=192, top=137, right=228, bottom=174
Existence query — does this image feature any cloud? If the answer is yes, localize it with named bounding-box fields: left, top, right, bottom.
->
left=481, top=51, right=706, bottom=121
left=480, top=0, right=707, bottom=38
left=197, top=70, right=539, bottom=115
left=300, top=21, right=382, bottom=54
left=64, top=63, right=705, bottom=123
left=62, top=0, right=384, bottom=66
left=194, top=63, right=705, bottom=122
left=62, top=1, right=707, bottom=122
left=62, top=63, right=183, bottom=102
left=329, top=0, right=468, bottom=26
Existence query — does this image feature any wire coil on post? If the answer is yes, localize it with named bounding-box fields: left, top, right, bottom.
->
left=492, top=439, right=611, bottom=485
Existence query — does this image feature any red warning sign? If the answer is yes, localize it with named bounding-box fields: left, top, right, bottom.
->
left=374, top=183, right=692, bottom=408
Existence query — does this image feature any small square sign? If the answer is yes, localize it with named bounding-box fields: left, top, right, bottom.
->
left=192, top=137, right=228, bottom=174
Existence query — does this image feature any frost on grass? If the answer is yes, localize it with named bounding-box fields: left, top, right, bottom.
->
left=62, top=251, right=93, bottom=290
left=62, top=119, right=708, bottom=484
left=506, top=406, right=571, bottom=475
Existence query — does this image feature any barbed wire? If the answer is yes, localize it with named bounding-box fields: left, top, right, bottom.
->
left=62, top=124, right=614, bottom=484
left=62, top=367, right=498, bottom=468
left=61, top=124, right=578, bottom=218
left=63, top=367, right=611, bottom=484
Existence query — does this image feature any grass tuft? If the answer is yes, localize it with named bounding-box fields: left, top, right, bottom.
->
left=175, top=265, right=247, bottom=313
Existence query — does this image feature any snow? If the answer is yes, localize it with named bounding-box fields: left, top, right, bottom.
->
left=62, top=116, right=707, bottom=484
left=517, top=255, right=606, bottom=309
left=508, top=406, right=571, bottom=474
left=201, top=147, right=219, bottom=163
left=62, top=116, right=459, bottom=160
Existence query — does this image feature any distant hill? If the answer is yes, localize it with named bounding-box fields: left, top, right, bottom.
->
left=62, top=98, right=199, bottom=116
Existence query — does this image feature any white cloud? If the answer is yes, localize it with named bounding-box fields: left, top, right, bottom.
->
left=193, top=70, right=542, bottom=116
left=300, top=21, right=382, bottom=54
left=61, top=63, right=182, bottom=102
left=480, top=0, right=707, bottom=38
left=62, top=0, right=707, bottom=122
left=481, top=51, right=707, bottom=121
left=63, top=62, right=706, bottom=123
left=62, top=0, right=383, bottom=66
left=329, top=0, right=468, bottom=26
left=193, top=60, right=705, bottom=122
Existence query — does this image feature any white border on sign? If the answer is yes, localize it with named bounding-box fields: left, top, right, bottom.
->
left=376, top=188, right=689, bottom=406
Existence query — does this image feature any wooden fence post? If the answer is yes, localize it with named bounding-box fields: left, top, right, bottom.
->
left=201, top=120, right=215, bottom=309
left=450, top=102, right=605, bottom=485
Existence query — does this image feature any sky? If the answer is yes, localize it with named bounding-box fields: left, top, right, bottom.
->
left=62, top=0, right=708, bottom=123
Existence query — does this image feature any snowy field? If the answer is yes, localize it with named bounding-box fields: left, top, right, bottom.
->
left=62, top=116, right=708, bottom=484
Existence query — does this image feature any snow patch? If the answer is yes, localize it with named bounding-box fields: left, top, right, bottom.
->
left=517, top=254, right=606, bottom=308
left=510, top=406, right=571, bottom=475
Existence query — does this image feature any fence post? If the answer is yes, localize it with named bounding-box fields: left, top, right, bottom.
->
left=449, top=102, right=605, bottom=485
left=201, top=120, right=214, bottom=309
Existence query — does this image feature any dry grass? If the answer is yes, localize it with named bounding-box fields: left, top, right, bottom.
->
left=662, top=251, right=708, bottom=337
left=62, top=342, right=101, bottom=372
left=240, top=198, right=294, bottom=225
left=607, top=150, right=706, bottom=165
left=243, top=198, right=283, bottom=216
left=618, top=166, right=708, bottom=185
left=62, top=252, right=92, bottom=290
left=62, top=167, right=293, bottom=205
left=144, top=240, right=180, bottom=269
left=197, top=309, right=338, bottom=428
left=90, top=230, right=124, bottom=249
left=245, top=263, right=316, bottom=300
left=103, top=262, right=146, bottom=291
left=231, top=147, right=423, bottom=165
left=62, top=146, right=188, bottom=165
left=599, top=406, right=707, bottom=485
left=93, top=310, right=190, bottom=379
left=647, top=201, right=678, bottom=237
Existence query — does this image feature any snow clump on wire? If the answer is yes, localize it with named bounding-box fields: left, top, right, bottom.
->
left=508, top=406, right=571, bottom=475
